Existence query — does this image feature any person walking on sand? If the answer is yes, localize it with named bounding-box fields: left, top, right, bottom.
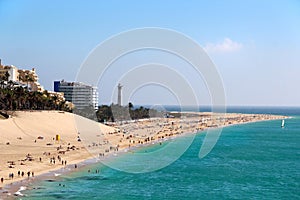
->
left=1, top=177, right=3, bottom=183
left=27, top=171, right=30, bottom=178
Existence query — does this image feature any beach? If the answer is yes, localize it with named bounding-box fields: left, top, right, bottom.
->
left=0, top=111, right=115, bottom=196
left=0, top=110, right=288, bottom=197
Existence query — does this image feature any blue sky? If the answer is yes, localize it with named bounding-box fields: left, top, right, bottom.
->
left=1, top=0, right=300, bottom=106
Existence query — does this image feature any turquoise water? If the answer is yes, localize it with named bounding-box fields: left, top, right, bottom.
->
left=21, top=110, right=300, bottom=199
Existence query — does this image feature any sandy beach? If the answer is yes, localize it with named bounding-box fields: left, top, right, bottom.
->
left=0, top=111, right=115, bottom=194
left=0, top=110, right=288, bottom=197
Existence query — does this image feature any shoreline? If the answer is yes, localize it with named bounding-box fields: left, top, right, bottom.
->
left=0, top=111, right=288, bottom=198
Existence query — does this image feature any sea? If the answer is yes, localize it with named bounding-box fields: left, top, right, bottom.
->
left=19, top=106, right=300, bottom=199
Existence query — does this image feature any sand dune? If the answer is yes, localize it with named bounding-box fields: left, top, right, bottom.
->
left=0, top=111, right=115, bottom=188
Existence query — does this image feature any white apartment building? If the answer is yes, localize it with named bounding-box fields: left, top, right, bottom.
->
left=54, top=80, right=98, bottom=110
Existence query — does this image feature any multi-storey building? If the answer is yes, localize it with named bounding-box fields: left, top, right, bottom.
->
left=54, top=80, right=98, bottom=110
left=18, top=68, right=44, bottom=91
left=0, top=59, right=44, bottom=92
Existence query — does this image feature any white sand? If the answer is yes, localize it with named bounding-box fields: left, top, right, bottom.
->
left=0, top=110, right=115, bottom=187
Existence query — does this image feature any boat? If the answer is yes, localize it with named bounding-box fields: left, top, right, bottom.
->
left=281, top=119, right=285, bottom=128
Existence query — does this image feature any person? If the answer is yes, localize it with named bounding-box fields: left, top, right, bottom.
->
left=18, top=171, right=21, bottom=176
left=1, top=177, right=3, bottom=183
left=32, top=172, right=34, bottom=177
left=21, top=171, right=24, bottom=177
left=75, top=164, right=77, bottom=169
left=27, top=171, right=30, bottom=178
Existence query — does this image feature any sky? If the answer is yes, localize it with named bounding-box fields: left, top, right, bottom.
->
left=0, top=0, right=300, bottom=106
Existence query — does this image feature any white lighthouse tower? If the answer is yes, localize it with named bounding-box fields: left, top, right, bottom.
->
left=117, top=83, right=123, bottom=106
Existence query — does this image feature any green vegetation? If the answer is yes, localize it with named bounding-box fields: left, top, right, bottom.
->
left=64, top=103, right=163, bottom=122
left=0, top=71, right=10, bottom=81
left=0, top=84, right=72, bottom=112
left=96, top=103, right=163, bottom=122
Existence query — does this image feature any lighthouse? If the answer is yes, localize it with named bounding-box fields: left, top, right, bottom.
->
left=117, top=83, right=123, bottom=106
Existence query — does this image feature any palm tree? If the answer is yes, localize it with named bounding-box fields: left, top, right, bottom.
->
left=5, top=89, right=14, bottom=110
left=4, top=71, right=10, bottom=81
left=0, top=80, right=5, bottom=89
left=7, top=80, right=14, bottom=90
left=25, top=74, right=34, bottom=90
left=128, top=102, right=133, bottom=110
left=52, top=95, right=58, bottom=109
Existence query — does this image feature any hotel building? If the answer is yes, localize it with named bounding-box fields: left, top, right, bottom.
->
left=54, top=80, right=98, bottom=110
left=0, top=59, right=44, bottom=92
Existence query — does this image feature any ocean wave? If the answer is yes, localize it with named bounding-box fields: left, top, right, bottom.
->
left=14, top=186, right=27, bottom=197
